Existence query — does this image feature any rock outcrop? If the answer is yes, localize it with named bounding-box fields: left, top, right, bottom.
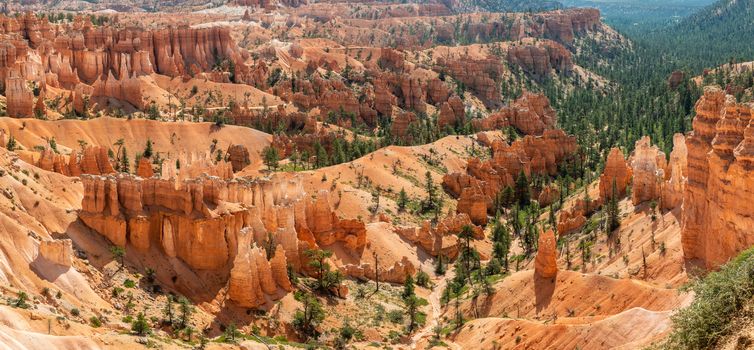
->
left=630, top=137, right=667, bottom=206
left=598, top=148, right=631, bottom=202
left=395, top=214, right=482, bottom=258
left=342, top=256, right=416, bottom=284
left=661, top=134, right=687, bottom=211
left=682, top=86, right=754, bottom=268
left=226, top=144, right=251, bottom=172
left=507, top=40, right=573, bottom=78
left=135, top=157, right=154, bottom=178
left=39, top=239, right=73, bottom=267
left=434, top=56, right=503, bottom=109
left=470, top=92, right=557, bottom=136
left=228, top=228, right=290, bottom=308
left=444, top=129, right=577, bottom=223
left=534, top=229, right=557, bottom=278
left=5, top=76, right=34, bottom=117
left=78, top=171, right=369, bottom=303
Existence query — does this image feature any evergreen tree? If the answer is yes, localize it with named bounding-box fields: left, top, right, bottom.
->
left=423, top=171, right=437, bottom=212
left=402, top=274, right=415, bottom=300
left=262, top=146, right=279, bottom=171
left=6, top=136, right=16, bottom=151
left=491, top=220, right=512, bottom=271
left=607, top=179, right=621, bottom=232
left=514, top=169, right=530, bottom=206
left=314, top=142, right=329, bottom=168
left=404, top=295, right=421, bottom=333
left=143, top=139, right=154, bottom=159
left=178, top=296, right=193, bottom=329
left=131, top=312, right=150, bottom=336
left=397, top=187, right=409, bottom=212
left=163, top=295, right=174, bottom=326
left=435, top=254, right=446, bottom=275
left=292, top=292, right=325, bottom=340
left=120, top=147, right=130, bottom=173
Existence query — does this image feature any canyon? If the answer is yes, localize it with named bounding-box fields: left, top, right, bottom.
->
left=0, top=1, right=750, bottom=350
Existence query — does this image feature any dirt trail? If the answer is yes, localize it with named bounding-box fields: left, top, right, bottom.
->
left=409, top=268, right=461, bottom=350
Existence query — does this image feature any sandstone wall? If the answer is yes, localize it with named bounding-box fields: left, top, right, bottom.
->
left=598, top=148, right=631, bottom=202
left=79, top=172, right=368, bottom=306
left=630, top=137, right=667, bottom=206
left=682, top=86, right=754, bottom=268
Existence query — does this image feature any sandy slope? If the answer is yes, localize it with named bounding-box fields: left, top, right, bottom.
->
left=293, top=134, right=479, bottom=221
left=453, top=307, right=674, bottom=350
left=0, top=117, right=271, bottom=172
left=452, top=269, right=691, bottom=321
left=0, top=307, right=101, bottom=350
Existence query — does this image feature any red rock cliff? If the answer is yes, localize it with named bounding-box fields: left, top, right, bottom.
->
left=682, top=86, right=754, bottom=269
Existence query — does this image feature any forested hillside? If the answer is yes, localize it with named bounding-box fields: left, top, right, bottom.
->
left=656, top=0, right=754, bottom=69
left=563, top=0, right=715, bottom=29
left=452, top=0, right=562, bottom=13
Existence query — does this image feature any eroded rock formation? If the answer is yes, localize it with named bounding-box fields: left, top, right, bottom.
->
left=598, top=148, right=631, bottom=202
left=682, top=86, right=754, bottom=268
left=78, top=172, right=368, bottom=305
left=630, top=137, right=667, bottom=206
left=507, top=40, right=573, bottom=78
left=342, top=256, right=416, bottom=284
left=0, top=13, right=257, bottom=116
left=444, top=129, right=577, bottom=224
left=395, top=214, right=482, bottom=258
left=661, top=134, right=687, bottom=211
left=535, top=229, right=557, bottom=278
left=39, top=239, right=73, bottom=267
left=470, top=92, right=557, bottom=136
left=226, top=144, right=251, bottom=172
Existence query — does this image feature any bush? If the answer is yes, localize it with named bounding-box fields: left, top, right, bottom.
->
left=131, top=312, right=150, bottom=336
left=123, top=279, right=136, bottom=288
left=71, top=308, right=80, bottom=316
left=416, top=271, right=431, bottom=288
left=387, top=310, right=403, bottom=324
left=665, top=247, right=754, bottom=349
left=89, top=316, right=102, bottom=328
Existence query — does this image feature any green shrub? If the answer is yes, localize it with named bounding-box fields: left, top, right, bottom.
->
left=416, top=271, right=431, bottom=288
left=387, top=310, right=403, bottom=324
left=665, top=247, right=754, bottom=349
left=123, top=279, right=136, bottom=288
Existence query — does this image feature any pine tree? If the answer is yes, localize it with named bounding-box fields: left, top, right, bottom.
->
left=492, top=220, right=511, bottom=271
left=402, top=274, right=415, bottom=300
left=131, top=312, right=150, bottom=336
left=292, top=292, right=325, bottom=340
left=262, top=146, right=279, bottom=171
left=178, top=296, right=193, bottom=329
left=514, top=169, right=530, bottom=206
left=143, top=139, right=154, bottom=159
left=120, top=147, right=130, bottom=173
left=397, top=187, right=409, bottom=212
left=607, top=179, right=621, bottom=232
left=435, top=254, right=446, bottom=275
left=404, top=295, right=420, bottom=333
left=163, top=295, right=174, bottom=326
left=423, top=171, right=437, bottom=212
left=314, top=142, right=329, bottom=168
left=549, top=204, right=557, bottom=231
left=6, top=135, right=16, bottom=151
